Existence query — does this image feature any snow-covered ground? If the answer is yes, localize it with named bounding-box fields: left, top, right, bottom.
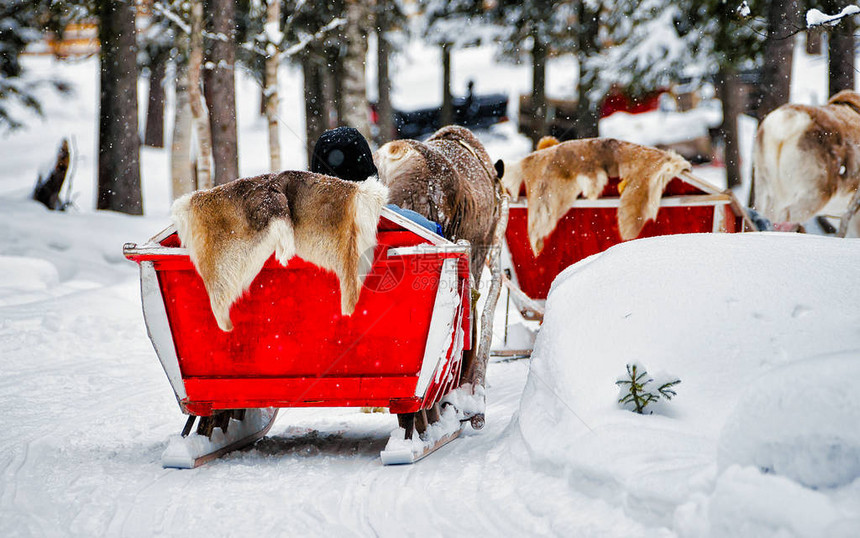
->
left=2, top=38, right=860, bottom=537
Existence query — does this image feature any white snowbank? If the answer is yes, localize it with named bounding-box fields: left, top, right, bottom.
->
left=599, top=100, right=722, bottom=147
left=718, top=351, right=860, bottom=489
left=515, top=233, right=860, bottom=533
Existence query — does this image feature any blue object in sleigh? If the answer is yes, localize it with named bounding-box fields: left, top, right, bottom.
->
left=386, top=204, right=444, bottom=236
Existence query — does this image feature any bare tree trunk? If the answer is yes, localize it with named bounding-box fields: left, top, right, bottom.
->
left=96, top=0, right=142, bottom=214
left=440, top=43, right=453, bottom=127
left=574, top=70, right=600, bottom=139
left=265, top=0, right=281, bottom=171
left=341, top=0, right=372, bottom=139
left=189, top=0, right=214, bottom=189
left=260, top=69, right=267, bottom=116
left=574, top=0, right=600, bottom=139
left=321, top=45, right=346, bottom=128
left=717, top=66, right=742, bottom=189
left=144, top=56, right=166, bottom=148
left=204, top=0, right=239, bottom=185
left=171, top=65, right=195, bottom=200
left=376, top=28, right=395, bottom=143
left=807, top=29, right=823, bottom=55
left=828, top=12, right=856, bottom=96
left=757, top=0, right=798, bottom=119
left=531, top=33, right=548, bottom=148
left=302, top=53, right=326, bottom=165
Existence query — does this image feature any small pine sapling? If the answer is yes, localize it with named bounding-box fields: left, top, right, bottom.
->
left=616, top=362, right=681, bottom=414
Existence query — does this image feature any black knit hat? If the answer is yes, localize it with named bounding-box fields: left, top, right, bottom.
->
left=310, top=127, right=378, bottom=182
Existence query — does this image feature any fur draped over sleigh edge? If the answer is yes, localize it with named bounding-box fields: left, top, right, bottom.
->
left=172, top=171, right=389, bottom=332
left=502, top=137, right=692, bottom=254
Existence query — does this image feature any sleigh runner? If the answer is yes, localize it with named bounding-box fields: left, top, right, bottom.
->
left=124, top=206, right=486, bottom=467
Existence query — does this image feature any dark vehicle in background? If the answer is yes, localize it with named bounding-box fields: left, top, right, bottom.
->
left=373, top=86, right=509, bottom=140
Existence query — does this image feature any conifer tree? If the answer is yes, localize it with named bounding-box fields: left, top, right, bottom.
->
left=374, top=0, right=408, bottom=144
left=275, top=0, right=348, bottom=161
left=419, top=0, right=498, bottom=127
left=0, top=1, right=74, bottom=131
left=491, top=0, right=576, bottom=145
left=616, top=363, right=681, bottom=414
left=588, top=0, right=767, bottom=188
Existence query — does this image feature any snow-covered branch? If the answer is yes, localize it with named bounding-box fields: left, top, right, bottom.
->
left=152, top=2, right=191, bottom=34
left=807, top=5, right=860, bottom=28
left=283, top=17, right=346, bottom=57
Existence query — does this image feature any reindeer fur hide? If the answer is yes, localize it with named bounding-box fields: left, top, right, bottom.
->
left=754, top=90, right=860, bottom=234
left=373, top=125, right=501, bottom=284
left=503, top=137, right=691, bottom=253
left=172, top=171, right=389, bottom=331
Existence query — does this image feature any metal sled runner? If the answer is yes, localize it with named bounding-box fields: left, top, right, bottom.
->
left=124, top=207, right=479, bottom=467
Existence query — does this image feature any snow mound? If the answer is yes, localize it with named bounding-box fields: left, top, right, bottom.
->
left=599, top=102, right=721, bottom=147
left=0, top=255, right=59, bottom=290
left=514, top=232, right=860, bottom=530
left=719, top=351, right=860, bottom=489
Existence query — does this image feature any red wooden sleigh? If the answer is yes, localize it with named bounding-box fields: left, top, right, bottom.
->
left=124, top=207, right=481, bottom=467
left=501, top=171, right=753, bottom=325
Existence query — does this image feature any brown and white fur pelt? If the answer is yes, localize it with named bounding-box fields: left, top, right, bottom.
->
left=753, top=90, right=860, bottom=236
left=172, top=171, right=389, bottom=331
left=374, top=125, right=501, bottom=284
left=503, top=137, right=691, bottom=253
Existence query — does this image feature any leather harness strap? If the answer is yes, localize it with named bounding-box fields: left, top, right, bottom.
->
left=455, top=138, right=498, bottom=183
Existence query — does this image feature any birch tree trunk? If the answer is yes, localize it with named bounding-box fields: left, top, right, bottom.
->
left=188, top=0, right=213, bottom=190
left=341, top=0, right=372, bottom=139
left=265, top=0, right=281, bottom=171
left=171, top=64, right=195, bottom=200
